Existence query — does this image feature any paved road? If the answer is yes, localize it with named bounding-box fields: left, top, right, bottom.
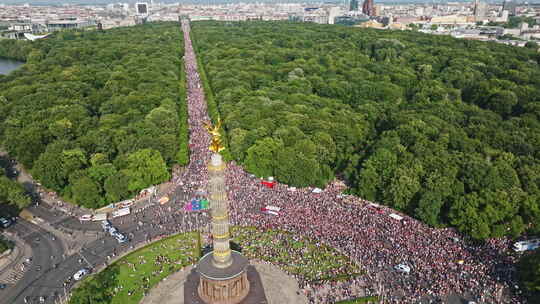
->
left=1, top=150, right=189, bottom=304
left=1, top=198, right=209, bottom=304
left=2, top=218, right=138, bottom=303
left=27, top=203, right=101, bottom=233
left=2, top=219, right=65, bottom=304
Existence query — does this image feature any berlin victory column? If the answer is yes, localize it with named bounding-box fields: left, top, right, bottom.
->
left=196, top=119, right=250, bottom=304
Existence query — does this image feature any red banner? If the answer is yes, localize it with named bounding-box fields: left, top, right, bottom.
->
left=261, top=180, right=275, bottom=188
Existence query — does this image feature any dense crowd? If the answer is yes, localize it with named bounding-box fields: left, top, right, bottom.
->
left=158, top=20, right=523, bottom=304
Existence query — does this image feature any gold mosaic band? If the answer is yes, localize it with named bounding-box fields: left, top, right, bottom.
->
left=210, top=193, right=226, bottom=200
left=213, top=249, right=231, bottom=257
left=208, top=162, right=226, bottom=171
left=214, top=232, right=230, bottom=239
left=213, top=214, right=228, bottom=221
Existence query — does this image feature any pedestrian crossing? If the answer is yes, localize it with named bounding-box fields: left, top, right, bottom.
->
left=0, top=247, right=29, bottom=285
left=1, top=265, right=26, bottom=284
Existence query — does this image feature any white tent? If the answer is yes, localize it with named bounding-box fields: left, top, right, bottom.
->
left=23, top=33, right=50, bottom=41
left=92, top=213, right=107, bottom=221
left=112, top=207, right=131, bottom=218
left=389, top=213, right=404, bottom=221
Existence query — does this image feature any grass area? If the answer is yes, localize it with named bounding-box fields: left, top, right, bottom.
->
left=231, top=226, right=361, bottom=283
left=70, top=227, right=361, bottom=304
left=69, top=232, right=198, bottom=304
left=336, top=296, right=379, bottom=303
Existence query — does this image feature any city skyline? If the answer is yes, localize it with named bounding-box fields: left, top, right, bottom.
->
left=2, top=0, right=540, bottom=6
left=0, top=0, right=539, bottom=301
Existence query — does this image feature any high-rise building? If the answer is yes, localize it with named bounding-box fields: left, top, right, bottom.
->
left=503, top=0, right=517, bottom=16
left=473, top=0, right=488, bottom=18
left=328, top=7, right=340, bottom=24
left=362, top=0, right=375, bottom=16
left=350, top=0, right=359, bottom=11
left=135, top=2, right=148, bottom=15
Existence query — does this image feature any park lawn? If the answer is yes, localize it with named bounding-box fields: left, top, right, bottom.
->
left=69, top=232, right=198, bottom=304
left=336, top=296, right=379, bottom=303
left=231, top=226, right=361, bottom=282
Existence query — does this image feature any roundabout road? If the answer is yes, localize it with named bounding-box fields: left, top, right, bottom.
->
left=1, top=201, right=207, bottom=304
left=2, top=219, right=65, bottom=304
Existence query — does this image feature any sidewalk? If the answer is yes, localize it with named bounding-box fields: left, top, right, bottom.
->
left=140, top=261, right=308, bottom=304
left=0, top=232, right=32, bottom=284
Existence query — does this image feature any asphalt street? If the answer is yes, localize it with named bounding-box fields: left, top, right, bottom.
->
left=1, top=149, right=195, bottom=303
left=1, top=194, right=204, bottom=304
left=27, top=203, right=101, bottom=233
left=2, top=219, right=65, bottom=304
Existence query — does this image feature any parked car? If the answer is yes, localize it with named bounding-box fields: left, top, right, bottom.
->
left=113, top=233, right=127, bottom=244
left=79, top=214, right=93, bottom=221
left=0, top=217, right=12, bottom=228
left=513, top=239, right=540, bottom=252
left=108, top=227, right=118, bottom=236
left=101, top=220, right=112, bottom=232
left=73, top=268, right=90, bottom=281
left=0, top=283, right=6, bottom=289
left=394, top=263, right=411, bottom=274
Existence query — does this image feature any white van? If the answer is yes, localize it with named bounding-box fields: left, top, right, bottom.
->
left=513, top=239, right=540, bottom=252
left=73, top=268, right=90, bottom=280
left=394, top=263, right=411, bottom=274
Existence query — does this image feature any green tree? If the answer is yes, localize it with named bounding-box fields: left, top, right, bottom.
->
left=125, top=149, right=170, bottom=192
left=244, top=137, right=283, bottom=178
left=0, top=174, right=31, bottom=210
left=104, top=171, right=131, bottom=203
left=70, top=176, right=102, bottom=209
left=486, top=90, right=518, bottom=117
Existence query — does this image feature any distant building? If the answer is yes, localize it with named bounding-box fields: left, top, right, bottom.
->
left=328, top=7, right=341, bottom=24
left=350, top=0, right=359, bottom=11
left=394, top=16, right=421, bottom=24
left=100, top=18, right=136, bottom=29
left=293, top=6, right=340, bottom=24
left=334, top=15, right=369, bottom=26
left=374, top=4, right=382, bottom=17
left=46, top=19, right=95, bottom=32
left=430, top=15, right=473, bottom=25
left=502, top=0, right=517, bottom=16
left=302, top=8, right=329, bottom=24
left=362, top=0, right=375, bottom=17
left=387, top=22, right=408, bottom=30
left=1, top=19, right=95, bottom=39
left=356, top=19, right=384, bottom=28
left=499, top=10, right=509, bottom=22
left=136, top=2, right=149, bottom=15
left=473, top=0, right=488, bottom=19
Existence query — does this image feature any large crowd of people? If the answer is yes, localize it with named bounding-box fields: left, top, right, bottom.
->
left=148, top=20, right=522, bottom=304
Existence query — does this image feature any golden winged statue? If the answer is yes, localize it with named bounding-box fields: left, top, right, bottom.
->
left=204, top=118, right=225, bottom=153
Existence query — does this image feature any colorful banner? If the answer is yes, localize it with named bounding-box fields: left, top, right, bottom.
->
left=261, top=180, right=275, bottom=188
left=184, top=199, right=209, bottom=212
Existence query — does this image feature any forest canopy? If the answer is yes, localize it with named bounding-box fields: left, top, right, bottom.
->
left=0, top=22, right=188, bottom=209
left=0, top=167, right=31, bottom=216
left=192, top=21, right=540, bottom=240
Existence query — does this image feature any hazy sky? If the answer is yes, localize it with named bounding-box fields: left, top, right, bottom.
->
left=0, top=0, right=537, bottom=6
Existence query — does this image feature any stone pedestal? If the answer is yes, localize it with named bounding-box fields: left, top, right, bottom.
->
left=197, top=251, right=250, bottom=304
